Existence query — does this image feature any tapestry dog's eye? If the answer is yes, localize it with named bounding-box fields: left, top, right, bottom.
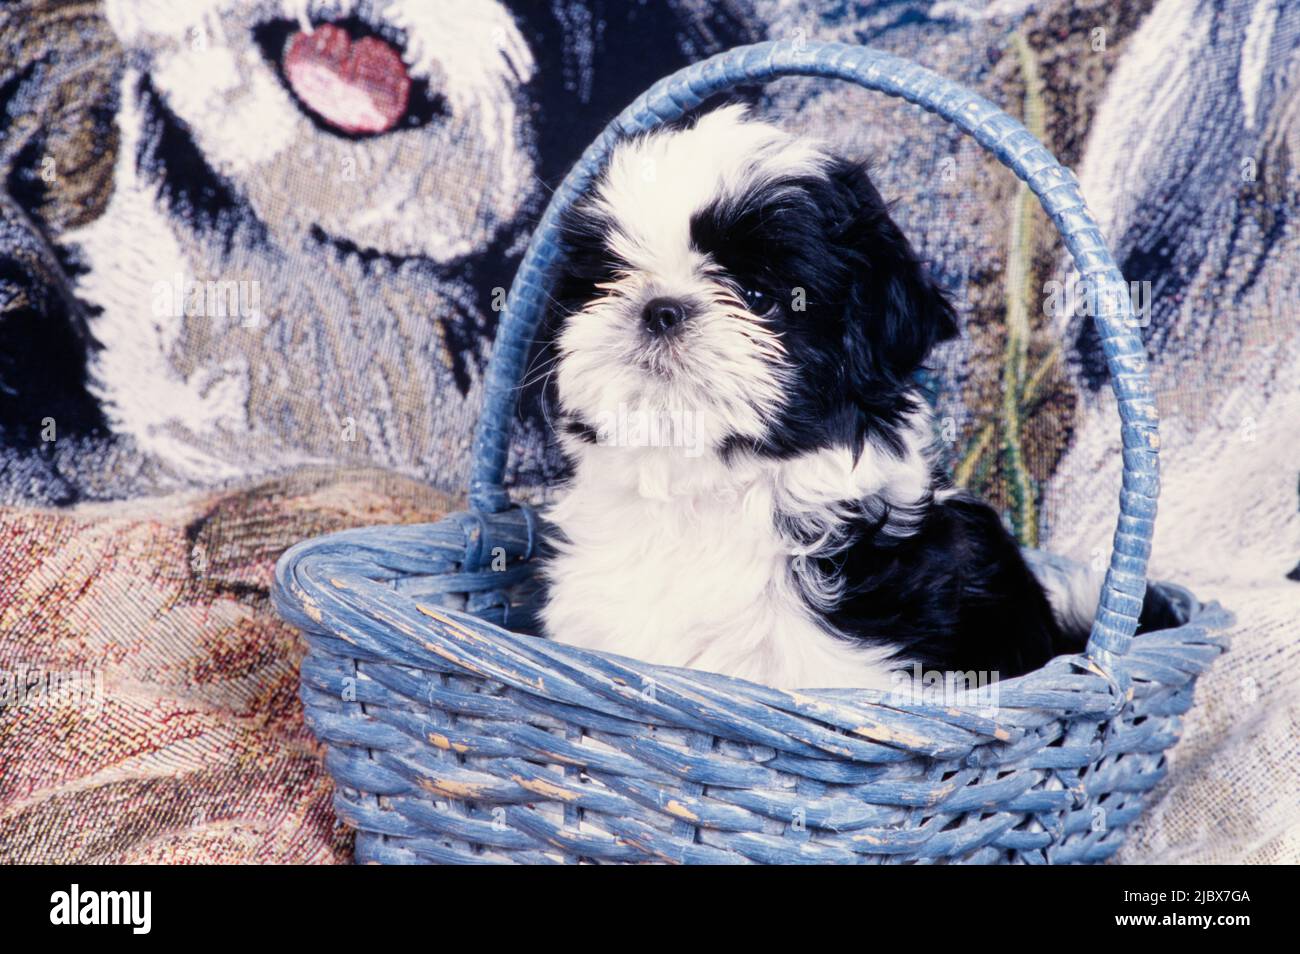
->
left=253, top=18, right=448, bottom=138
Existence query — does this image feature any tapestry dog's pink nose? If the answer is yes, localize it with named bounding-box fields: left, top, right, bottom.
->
left=283, top=23, right=410, bottom=135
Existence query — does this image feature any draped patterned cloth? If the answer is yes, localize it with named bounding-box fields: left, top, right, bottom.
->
left=2, top=0, right=1297, bottom=863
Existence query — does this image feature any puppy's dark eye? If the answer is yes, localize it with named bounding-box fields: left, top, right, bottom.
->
left=739, top=285, right=772, bottom=313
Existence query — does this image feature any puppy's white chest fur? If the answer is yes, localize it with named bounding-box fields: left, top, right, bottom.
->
left=541, top=448, right=909, bottom=690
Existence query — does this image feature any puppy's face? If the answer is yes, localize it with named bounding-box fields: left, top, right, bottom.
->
left=550, top=106, right=958, bottom=462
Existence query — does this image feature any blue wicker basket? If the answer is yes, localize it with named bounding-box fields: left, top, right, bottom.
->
left=273, top=41, right=1230, bottom=864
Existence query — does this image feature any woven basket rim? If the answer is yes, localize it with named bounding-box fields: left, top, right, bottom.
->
left=275, top=510, right=1232, bottom=762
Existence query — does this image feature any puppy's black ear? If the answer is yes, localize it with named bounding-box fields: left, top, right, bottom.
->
left=830, top=160, right=959, bottom=390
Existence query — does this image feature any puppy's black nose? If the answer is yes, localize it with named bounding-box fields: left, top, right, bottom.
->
left=641, top=297, right=689, bottom=336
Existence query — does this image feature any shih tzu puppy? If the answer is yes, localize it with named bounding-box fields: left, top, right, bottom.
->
left=536, top=105, right=1174, bottom=691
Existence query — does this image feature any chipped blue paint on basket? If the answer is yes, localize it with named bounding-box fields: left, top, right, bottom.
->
left=273, top=42, right=1229, bottom=864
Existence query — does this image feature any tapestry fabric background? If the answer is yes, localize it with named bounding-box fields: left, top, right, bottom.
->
left=1, top=0, right=1297, bottom=863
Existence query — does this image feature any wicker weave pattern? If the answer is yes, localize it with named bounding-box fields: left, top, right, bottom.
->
left=273, top=42, right=1230, bottom=864
left=274, top=510, right=1229, bottom=863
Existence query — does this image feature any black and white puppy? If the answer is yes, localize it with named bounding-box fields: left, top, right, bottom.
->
left=537, top=106, right=1168, bottom=690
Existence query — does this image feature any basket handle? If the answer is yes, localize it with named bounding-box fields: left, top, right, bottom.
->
left=468, top=41, right=1158, bottom=672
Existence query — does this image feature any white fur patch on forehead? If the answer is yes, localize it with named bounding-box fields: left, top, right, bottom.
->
left=593, top=105, right=829, bottom=273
